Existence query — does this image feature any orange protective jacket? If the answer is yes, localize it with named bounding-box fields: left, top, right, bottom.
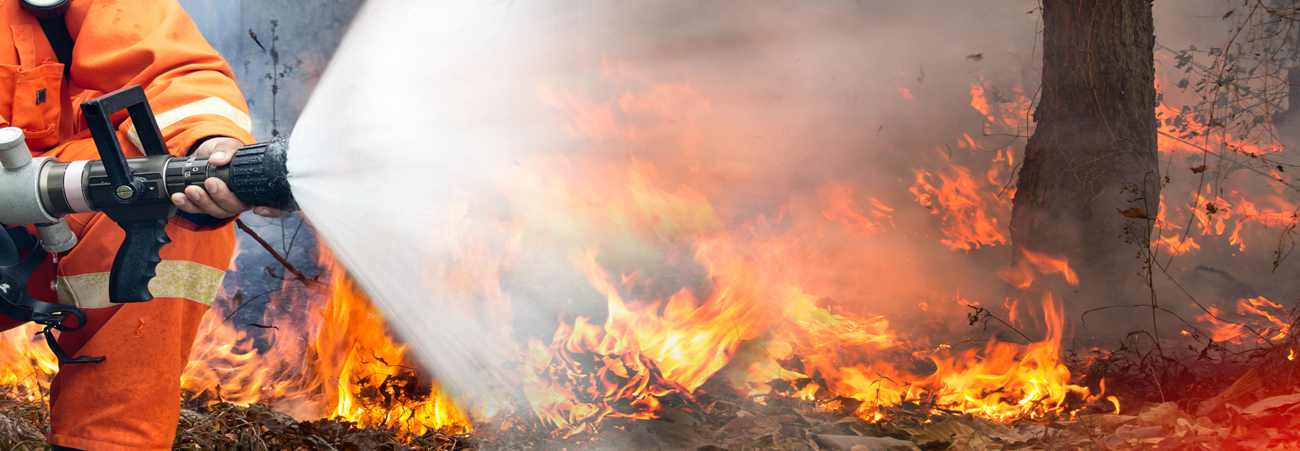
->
left=0, top=1, right=255, bottom=451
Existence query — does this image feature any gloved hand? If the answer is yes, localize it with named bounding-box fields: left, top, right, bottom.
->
left=170, top=137, right=290, bottom=218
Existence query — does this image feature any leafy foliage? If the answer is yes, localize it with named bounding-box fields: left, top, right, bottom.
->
left=1161, top=0, right=1300, bottom=268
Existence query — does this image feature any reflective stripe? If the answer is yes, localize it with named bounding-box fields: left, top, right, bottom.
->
left=126, top=97, right=253, bottom=151
left=56, top=261, right=226, bottom=309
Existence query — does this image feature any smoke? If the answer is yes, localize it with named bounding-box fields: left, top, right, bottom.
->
left=280, top=0, right=1299, bottom=404
left=194, top=0, right=365, bottom=381
left=282, top=0, right=1041, bottom=402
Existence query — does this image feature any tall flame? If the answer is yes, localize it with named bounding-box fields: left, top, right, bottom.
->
left=0, top=325, right=57, bottom=401
left=181, top=253, right=468, bottom=436
left=510, top=159, right=1098, bottom=432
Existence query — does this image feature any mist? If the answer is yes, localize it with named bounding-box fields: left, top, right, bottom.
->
left=286, top=0, right=1049, bottom=402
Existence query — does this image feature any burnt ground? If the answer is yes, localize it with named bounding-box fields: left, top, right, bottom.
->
left=0, top=331, right=1296, bottom=451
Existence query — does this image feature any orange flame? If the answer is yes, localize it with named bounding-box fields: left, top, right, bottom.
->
left=508, top=158, right=1098, bottom=430
left=0, top=325, right=57, bottom=401
left=768, top=293, right=1094, bottom=422
left=822, top=180, right=893, bottom=236
left=181, top=254, right=468, bottom=435
left=1156, top=233, right=1199, bottom=256
left=1195, top=296, right=1292, bottom=344
left=999, top=249, right=1081, bottom=289
left=0, top=62, right=1149, bottom=441
left=970, top=77, right=1032, bottom=135
left=910, top=166, right=1010, bottom=250
left=319, top=272, right=469, bottom=434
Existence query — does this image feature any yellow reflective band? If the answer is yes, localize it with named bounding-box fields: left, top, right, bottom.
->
left=56, top=261, right=226, bottom=309
left=126, top=97, right=253, bottom=152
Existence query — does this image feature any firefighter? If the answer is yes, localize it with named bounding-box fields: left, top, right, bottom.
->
left=0, top=0, right=281, bottom=450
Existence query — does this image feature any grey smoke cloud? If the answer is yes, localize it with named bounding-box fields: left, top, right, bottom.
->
left=177, top=0, right=1296, bottom=408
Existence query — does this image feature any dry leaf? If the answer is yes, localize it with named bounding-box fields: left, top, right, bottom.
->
left=904, top=419, right=974, bottom=446
left=1241, top=393, right=1300, bottom=417
left=1137, top=402, right=1184, bottom=427
left=813, top=434, right=919, bottom=451
left=1118, top=208, right=1150, bottom=219
left=966, top=417, right=1029, bottom=444
left=1198, top=369, right=1262, bottom=417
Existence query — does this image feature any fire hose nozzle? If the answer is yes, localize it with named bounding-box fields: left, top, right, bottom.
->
left=0, top=86, right=299, bottom=307
left=214, top=136, right=298, bottom=212
left=0, top=86, right=298, bottom=366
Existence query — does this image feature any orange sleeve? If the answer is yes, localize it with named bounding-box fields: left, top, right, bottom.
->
left=62, top=0, right=255, bottom=157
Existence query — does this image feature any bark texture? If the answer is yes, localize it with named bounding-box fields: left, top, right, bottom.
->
left=1011, top=0, right=1159, bottom=302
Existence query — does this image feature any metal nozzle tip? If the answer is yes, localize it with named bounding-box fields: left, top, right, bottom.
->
left=226, top=136, right=299, bottom=212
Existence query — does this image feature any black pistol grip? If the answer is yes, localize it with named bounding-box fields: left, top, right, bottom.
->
left=109, top=219, right=171, bottom=303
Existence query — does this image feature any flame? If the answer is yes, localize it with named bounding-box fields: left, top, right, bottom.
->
left=1156, top=102, right=1283, bottom=158
left=910, top=166, right=1010, bottom=250
left=822, top=180, right=893, bottom=236
left=181, top=254, right=469, bottom=436
left=0, top=255, right=480, bottom=439
left=1185, top=190, right=1298, bottom=253
left=0, top=325, right=57, bottom=401
left=1235, top=296, right=1291, bottom=341
left=969, top=83, right=990, bottom=118
left=507, top=157, right=1097, bottom=430
left=999, top=248, right=1081, bottom=289
left=921, top=294, right=1089, bottom=421
left=970, top=77, right=1032, bottom=135
left=1156, top=233, right=1199, bottom=256
left=517, top=162, right=806, bottom=435
left=1195, top=296, right=1292, bottom=344
left=1149, top=69, right=1299, bottom=261
left=767, top=293, right=1093, bottom=422
left=903, top=79, right=1021, bottom=252
left=505, top=65, right=1106, bottom=433
left=0, top=62, right=1172, bottom=441
left=319, top=272, right=470, bottom=434
left=521, top=320, right=686, bottom=437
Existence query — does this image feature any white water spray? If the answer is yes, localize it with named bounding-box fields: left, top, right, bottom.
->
left=281, top=0, right=1055, bottom=402
left=286, top=0, right=565, bottom=400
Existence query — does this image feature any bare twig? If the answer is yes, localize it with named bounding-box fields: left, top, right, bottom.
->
left=968, top=305, right=1035, bottom=344
left=235, top=218, right=323, bottom=292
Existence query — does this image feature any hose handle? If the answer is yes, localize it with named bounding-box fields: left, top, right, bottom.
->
left=108, top=219, right=170, bottom=304
left=81, top=85, right=168, bottom=203
left=80, top=86, right=174, bottom=304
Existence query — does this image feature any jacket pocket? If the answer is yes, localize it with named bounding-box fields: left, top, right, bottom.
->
left=11, top=61, right=62, bottom=149
left=0, top=65, right=15, bottom=130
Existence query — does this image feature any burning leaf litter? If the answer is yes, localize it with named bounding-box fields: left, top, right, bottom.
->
left=0, top=354, right=1298, bottom=451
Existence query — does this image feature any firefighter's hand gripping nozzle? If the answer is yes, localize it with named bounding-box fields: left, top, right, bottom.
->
left=0, top=85, right=297, bottom=364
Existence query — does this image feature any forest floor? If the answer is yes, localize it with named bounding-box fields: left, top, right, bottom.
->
left=0, top=337, right=1295, bottom=451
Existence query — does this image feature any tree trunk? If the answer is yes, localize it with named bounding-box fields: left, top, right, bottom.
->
left=1011, top=0, right=1159, bottom=333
